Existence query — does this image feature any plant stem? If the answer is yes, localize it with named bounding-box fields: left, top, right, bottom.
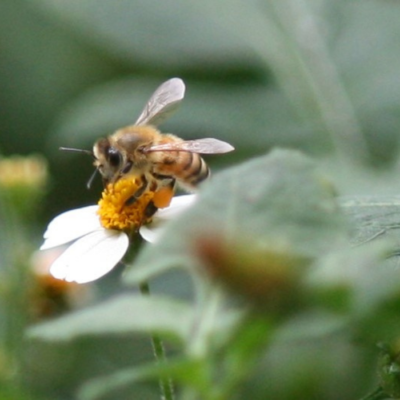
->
left=201, top=0, right=368, bottom=163
left=267, top=0, right=368, bottom=163
left=188, top=282, right=224, bottom=359
left=359, top=386, right=387, bottom=400
left=139, top=282, right=175, bottom=400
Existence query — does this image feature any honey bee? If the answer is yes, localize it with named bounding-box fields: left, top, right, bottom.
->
left=92, top=78, right=234, bottom=206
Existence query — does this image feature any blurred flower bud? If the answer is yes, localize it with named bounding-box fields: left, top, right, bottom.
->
left=30, top=249, right=93, bottom=320
left=195, top=234, right=313, bottom=312
left=0, top=154, right=48, bottom=219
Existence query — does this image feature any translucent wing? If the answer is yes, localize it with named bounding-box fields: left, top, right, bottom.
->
left=135, top=78, right=185, bottom=127
left=145, top=138, right=235, bottom=154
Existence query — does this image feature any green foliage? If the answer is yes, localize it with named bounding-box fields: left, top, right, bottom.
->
left=28, top=294, right=194, bottom=343
left=2, top=0, right=400, bottom=399
left=26, top=150, right=400, bottom=399
left=125, top=149, right=346, bottom=284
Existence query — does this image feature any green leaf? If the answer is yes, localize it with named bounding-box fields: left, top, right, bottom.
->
left=215, top=315, right=274, bottom=397
left=276, top=311, right=349, bottom=343
left=341, top=196, right=400, bottom=247
left=27, top=294, right=193, bottom=343
left=307, top=242, right=390, bottom=313
left=124, top=149, right=347, bottom=285
left=78, top=358, right=209, bottom=400
left=333, top=196, right=400, bottom=342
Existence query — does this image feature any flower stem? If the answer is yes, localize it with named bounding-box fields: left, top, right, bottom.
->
left=139, top=282, right=175, bottom=400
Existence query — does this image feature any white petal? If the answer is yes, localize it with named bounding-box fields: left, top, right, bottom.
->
left=139, top=194, right=197, bottom=243
left=50, top=229, right=129, bottom=284
left=139, top=222, right=164, bottom=243
left=156, top=194, right=197, bottom=220
left=41, top=205, right=101, bottom=250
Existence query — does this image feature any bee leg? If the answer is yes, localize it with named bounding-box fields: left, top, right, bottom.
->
left=143, top=179, right=175, bottom=220
left=153, top=179, right=176, bottom=209
left=125, top=176, right=149, bottom=206
left=144, top=201, right=158, bottom=219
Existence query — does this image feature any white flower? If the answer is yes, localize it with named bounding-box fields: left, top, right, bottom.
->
left=40, top=195, right=196, bottom=284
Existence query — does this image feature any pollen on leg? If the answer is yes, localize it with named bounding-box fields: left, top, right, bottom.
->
left=97, top=177, right=156, bottom=231
left=153, top=186, right=174, bottom=208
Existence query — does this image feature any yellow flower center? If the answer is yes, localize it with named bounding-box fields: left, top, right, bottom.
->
left=97, top=177, right=156, bottom=231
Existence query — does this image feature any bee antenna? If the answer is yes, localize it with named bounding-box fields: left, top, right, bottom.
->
left=59, top=147, right=94, bottom=158
left=86, top=168, right=98, bottom=190
left=59, top=147, right=97, bottom=189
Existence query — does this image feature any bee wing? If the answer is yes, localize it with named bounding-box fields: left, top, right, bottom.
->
left=135, top=78, right=186, bottom=127
left=145, top=138, right=235, bottom=154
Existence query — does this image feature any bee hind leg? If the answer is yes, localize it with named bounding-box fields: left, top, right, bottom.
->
left=153, top=179, right=175, bottom=209
left=144, top=201, right=158, bottom=219
left=143, top=179, right=175, bottom=221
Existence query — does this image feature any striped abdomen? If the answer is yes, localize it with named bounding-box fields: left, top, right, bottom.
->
left=149, top=150, right=210, bottom=190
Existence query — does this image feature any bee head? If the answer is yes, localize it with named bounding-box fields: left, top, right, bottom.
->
left=93, top=137, right=134, bottom=185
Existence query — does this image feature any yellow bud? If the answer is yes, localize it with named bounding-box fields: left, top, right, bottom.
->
left=0, top=154, right=49, bottom=218
left=0, top=154, right=48, bottom=189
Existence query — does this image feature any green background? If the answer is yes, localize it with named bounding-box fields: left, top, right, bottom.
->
left=2, top=1, right=400, bottom=399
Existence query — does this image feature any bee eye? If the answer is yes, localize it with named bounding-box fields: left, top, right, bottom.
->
left=107, top=148, right=122, bottom=167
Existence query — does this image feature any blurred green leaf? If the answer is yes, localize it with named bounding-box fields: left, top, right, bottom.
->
left=334, top=196, right=400, bottom=342
left=276, top=311, right=348, bottom=343
left=33, top=0, right=262, bottom=71
left=341, top=196, right=400, bottom=247
left=124, top=149, right=347, bottom=285
left=213, top=315, right=274, bottom=398
left=202, top=0, right=369, bottom=161
left=244, top=328, right=374, bottom=400
left=306, top=241, right=400, bottom=331
left=24, top=334, right=161, bottom=399
left=27, top=294, right=193, bottom=343
left=78, top=317, right=273, bottom=400
left=0, top=0, right=117, bottom=154
left=79, top=358, right=208, bottom=400
left=329, top=1, right=400, bottom=163
left=377, top=344, right=400, bottom=400
left=0, top=386, right=36, bottom=400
